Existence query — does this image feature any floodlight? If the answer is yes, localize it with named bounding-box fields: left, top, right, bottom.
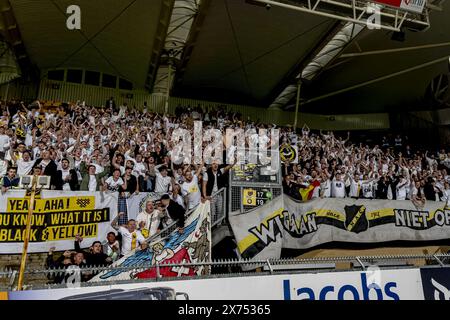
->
left=37, top=176, right=51, bottom=189
left=18, top=175, right=51, bottom=189
left=18, top=175, right=32, bottom=189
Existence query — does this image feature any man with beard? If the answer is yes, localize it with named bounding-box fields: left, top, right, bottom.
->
left=34, top=150, right=58, bottom=188
left=55, top=158, right=79, bottom=190
left=111, top=213, right=148, bottom=257
left=136, top=200, right=164, bottom=238
left=181, top=164, right=203, bottom=210
left=74, top=234, right=111, bottom=267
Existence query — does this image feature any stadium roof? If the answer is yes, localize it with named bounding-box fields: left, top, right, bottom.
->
left=0, top=0, right=449, bottom=113
left=4, top=0, right=172, bottom=89
left=301, top=0, right=450, bottom=113
left=172, top=0, right=336, bottom=105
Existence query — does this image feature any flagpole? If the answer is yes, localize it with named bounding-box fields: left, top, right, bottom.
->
left=17, top=175, right=37, bottom=291
left=4, top=82, right=10, bottom=103
left=165, top=63, right=172, bottom=114
left=293, top=80, right=301, bottom=129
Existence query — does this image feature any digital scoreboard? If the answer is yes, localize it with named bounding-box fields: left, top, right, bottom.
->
left=231, top=163, right=280, bottom=184
left=242, top=188, right=273, bottom=207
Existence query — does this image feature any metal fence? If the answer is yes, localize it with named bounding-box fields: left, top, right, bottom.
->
left=0, top=188, right=227, bottom=291
left=147, top=187, right=227, bottom=243
left=228, top=148, right=283, bottom=215
left=1, top=253, right=449, bottom=291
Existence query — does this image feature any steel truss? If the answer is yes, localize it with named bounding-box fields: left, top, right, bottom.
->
left=153, top=0, right=202, bottom=95
left=0, top=0, right=34, bottom=80
left=254, top=0, right=431, bottom=32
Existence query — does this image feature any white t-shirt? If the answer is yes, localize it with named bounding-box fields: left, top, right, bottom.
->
left=61, top=169, right=72, bottom=191
left=92, top=163, right=104, bottom=174
left=133, top=161, right=147, bottom=177
left=0, top=159, right=7, bottom=177
left=105, top=176, right=124, bottom=192
left=331, top=180, right=346, bottom=198
left=118, top=226, right=145, bottom=256
left=259, top=134, right=270, bottom=149
left=88, top=175, right=97, bottom=192
left=410, top=185, right=418, bottom=198
left=217, top=117, right=225, bottom=129
left=0, top=135, right=10, bottom=152
left=173, top=171, right=184, bottom=185
left=349, top=179, right=361, bottom=198
left=441, top=189, right=450, bottom=202
left=16, top=159, right=36, bottom=176
left=396, top=179, right=408, bottom=200
left=289, top=133, right=298, bottom=144
left=321, top=180, right=331, bottom=198
left=181, top=175, right=201, bottom=210
left=155, top=171, right=172, bottom=193
left=31, top=147, right=41, bottom=160
left=136, top=210, right=162, bottom=238
left=39, top=159, right=50, bottom=172
left=202, top=168, right=225, bottom=194
left=361, top=181, right=374, bottom=198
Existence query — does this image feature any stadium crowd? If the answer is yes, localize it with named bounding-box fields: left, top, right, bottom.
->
left=0, top=98, right=449, bottom=281
left=281, top=127, right=450, bottom=207
left=1, top=98, right=449, bottom=206
left=0, top=99, right=236, bottom=282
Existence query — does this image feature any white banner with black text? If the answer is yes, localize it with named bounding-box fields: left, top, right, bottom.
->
left=0, top=190, right=118, bottom=253
left=230, top=195, right=450, bottom=260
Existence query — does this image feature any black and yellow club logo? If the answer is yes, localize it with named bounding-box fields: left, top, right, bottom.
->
left=15, top=127, right=26, bottom=138
left=344, top=205, right=368, bottom=233
left=280, top=143, right=297, bottom=163
left=243, top=189, right=256, bottom=206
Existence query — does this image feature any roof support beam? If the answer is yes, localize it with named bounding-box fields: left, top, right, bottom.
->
left=145, top=0, right=175, bottom=92
left=300, top=55, right=450, bottom=106
left=0, top=0, right=35, bottom=81
left=171, top=0, right=212, bottom=95
left=340, top=41, right=450, bottom=58
left=253, top=0, right=430, bottom=32
left=267, top=0, right=442, bottom=110
left=270, top=21, right=365, bottom=109
left=152, top=0, right=212, bottom=97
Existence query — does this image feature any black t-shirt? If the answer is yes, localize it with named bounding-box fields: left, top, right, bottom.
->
left=8, top=103, right=19, bottom=117
left=166, top=200, right=186, bottom=228
left=121, top=174, right=137, bottom=193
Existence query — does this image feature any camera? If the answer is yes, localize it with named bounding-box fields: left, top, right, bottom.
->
left=265, top=3, right=271, bottom=9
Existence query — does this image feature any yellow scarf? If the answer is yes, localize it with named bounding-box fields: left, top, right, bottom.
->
left=131, top=232, right=137, bottom=250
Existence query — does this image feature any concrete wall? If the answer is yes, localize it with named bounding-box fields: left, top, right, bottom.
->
left=0, top=253, right=49, bottom=289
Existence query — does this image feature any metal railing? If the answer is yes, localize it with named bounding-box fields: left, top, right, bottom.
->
left=147, top=187, right=227, bottom=243
left=1, top=253, right=448, bottom=290
left=228, top=149, right=283, bottom=215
